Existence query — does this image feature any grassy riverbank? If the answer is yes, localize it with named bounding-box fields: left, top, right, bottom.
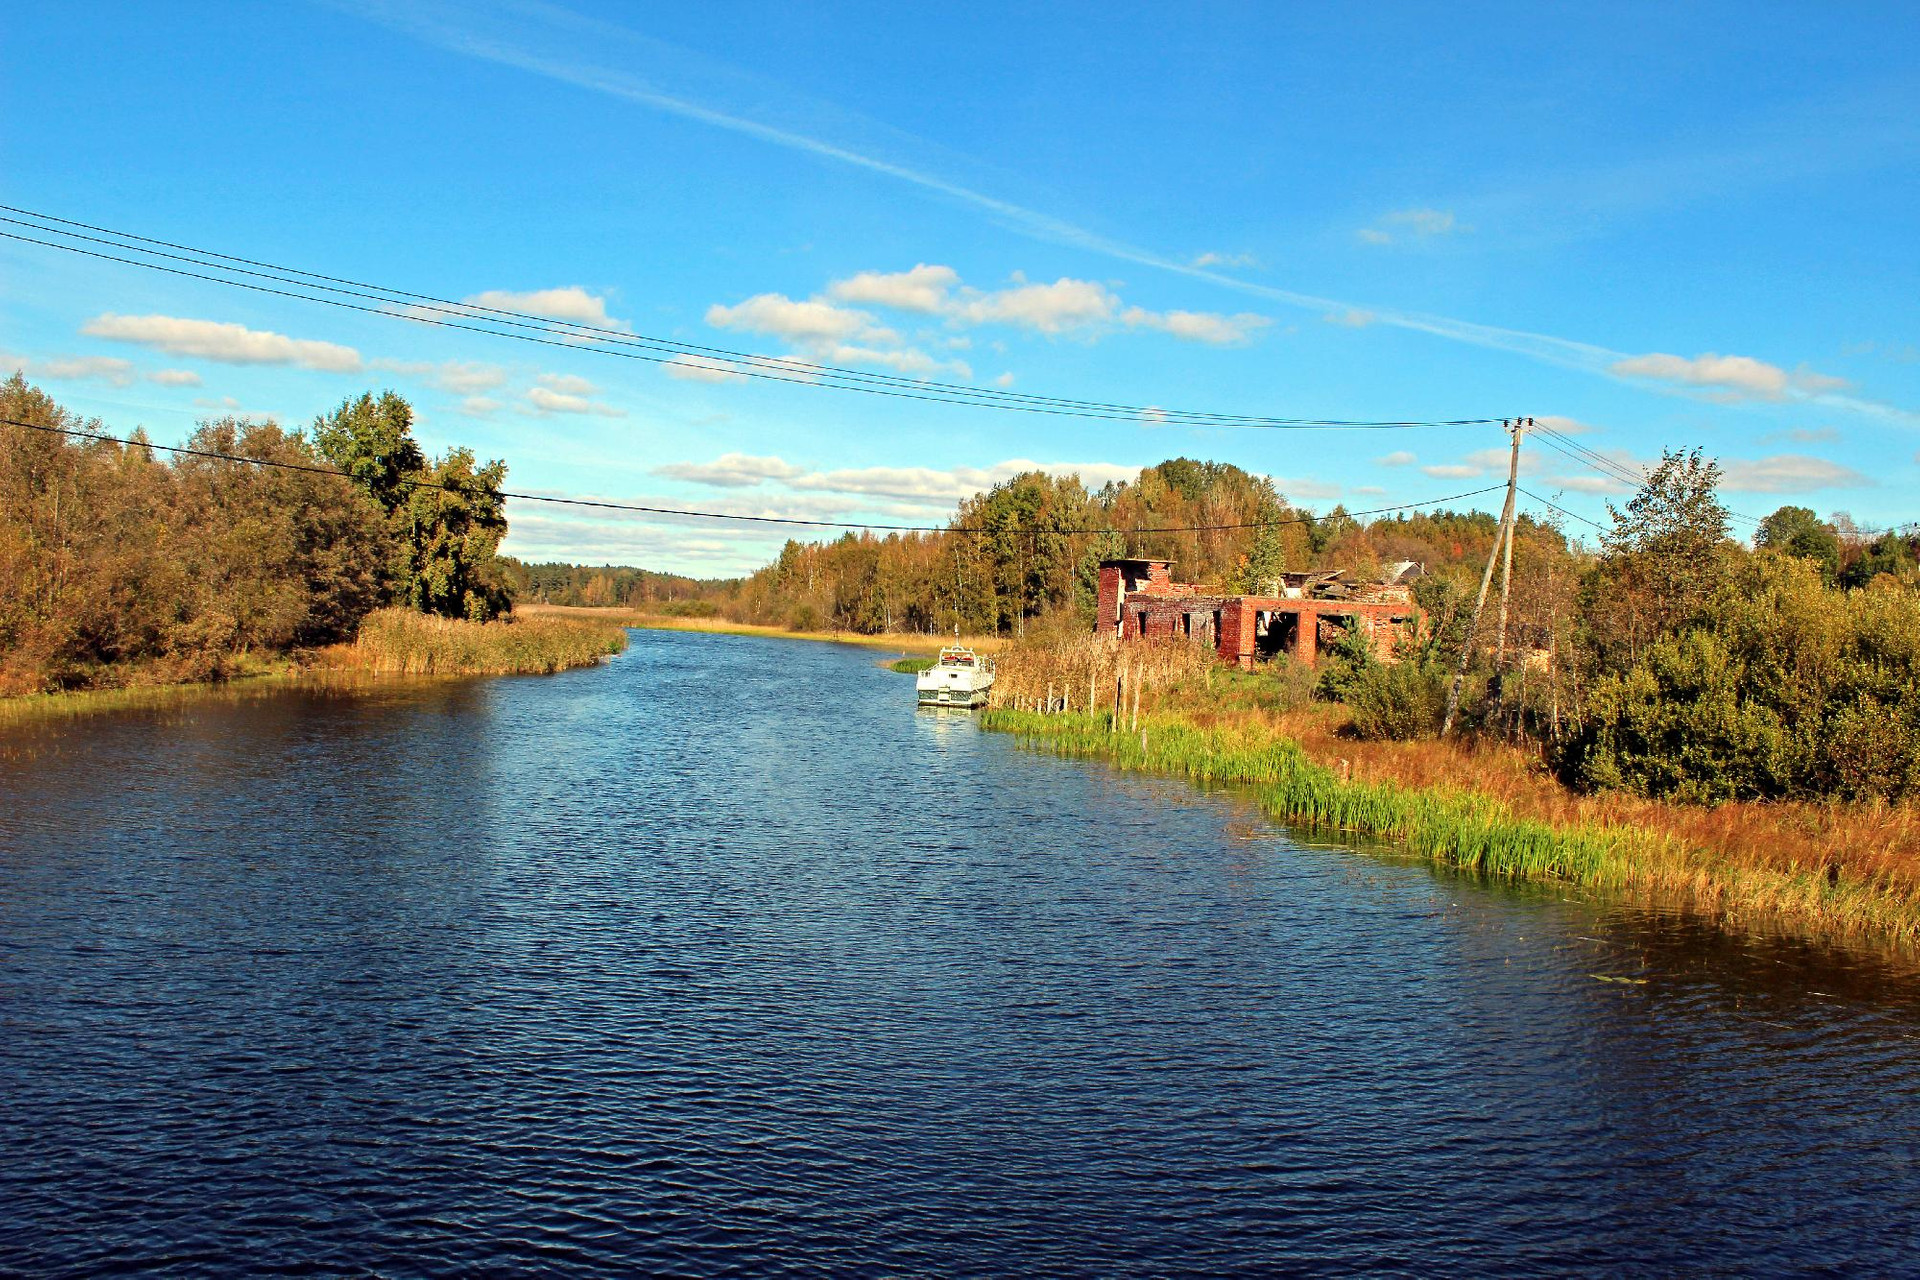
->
left=981, top=662, right=1920, bottom=953
left=0, top=667, right=301, bottom=727
left=0, top=609, right=629, bottom=725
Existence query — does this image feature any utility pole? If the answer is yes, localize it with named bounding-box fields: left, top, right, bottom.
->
left=1494, top=415, right=1534, bottom=666
left=1442, top=418, right=1524, bottom=737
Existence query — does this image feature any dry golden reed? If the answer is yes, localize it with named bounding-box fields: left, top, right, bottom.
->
left=314, top=608, right=627, bottom=676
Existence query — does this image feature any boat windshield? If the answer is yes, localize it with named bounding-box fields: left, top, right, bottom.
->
left=938, top=649, right=975, bottom=667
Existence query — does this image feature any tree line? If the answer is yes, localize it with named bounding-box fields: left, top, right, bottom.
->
left=9, top=367, right=1916, bottom=805
left=0, top=377, right=511, bottom=694
left=703, top=448, right=1920, bottom=805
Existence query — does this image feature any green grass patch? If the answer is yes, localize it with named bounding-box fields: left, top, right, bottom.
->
left=888, top=656, right=937, bottom=674
left=980, top=707, right=1920, bottom=952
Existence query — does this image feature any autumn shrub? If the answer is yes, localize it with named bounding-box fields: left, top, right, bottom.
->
left=1567, top=554, right=1920, bottom=803
left=1346, top=659, right=1448, bottom=741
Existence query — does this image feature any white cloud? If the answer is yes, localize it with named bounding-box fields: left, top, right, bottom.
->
left=1790, top=367, right=1851, bottom=394
left=1386, top=208, right=1459, bottom=236
left=642, top=453, right=1147, bottom=507
left=827, top=343, right=970, bottom=378
left=1358, top=208, right=1465, bottom=245
left=525, top=385, right=626, bottom=417
left=949, top=277, right=1119, bottom=333
left=1611, top=351, right=1792, bottom=399
left=1761, top=425, right=1840, bottom=444
left=1192, top=251, right=1259, bottom=269
left=789, top=457, right=1136, bottom=504
left=827, top=264, right=959, bottom=313
left=372, top=357, right=510, bottom=394
left=664, top=354, right=749, bottom=383
left=465, top=286, right=623, bottom=329
left=1531, top=413, right=1594, bottom=435
left=1421, top=463, right=1484, bottom=479
left=1554, top=474, right=1630, bottom=495
left=1720, top=454, right=1870, bottom=493
left=740, top=354, right=822, bottom=382
left=654, top=453, right=807, bottom=488
left=82, top=314, right=363, bottom=372
left=2, top=352, right=138, bottom=387
left=148, top=368, right=202, bottom=387
left=1609, top=352, right=1851, bottom=403
left=1270, top=476, right=1342, bottom=501
left=709, top=265, right=1271, bottom=375
left=535, top=372, right=599, bottom=395
left=1323, top=308, right=1376, bottom=328
left=707, top=292, right=878, bottom=344
left=1121, top=307, right=1271, bottom=346
left=458, top=396, right=503, bottom=416
left=993, top=372, right=1015, bottom=388
left=1376, top=450, right=1417, bottom=467
left=191, top=394, right=281, bottom=421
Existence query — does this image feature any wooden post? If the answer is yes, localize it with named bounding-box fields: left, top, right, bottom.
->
left=1112, top=665, right=1124, bottom=732
left=1444, top=419, right=1522, bottom=736
left=1046, top=681, right=1054, bottom=715
left=1130, top=669, right=1142, bottom=732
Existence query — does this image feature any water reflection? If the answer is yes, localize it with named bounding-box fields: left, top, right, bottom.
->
left=2, top=629, right=1917, bottom=1276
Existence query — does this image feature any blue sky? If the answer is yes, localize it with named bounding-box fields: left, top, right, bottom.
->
left=5, top=1, right=1918, bottom=573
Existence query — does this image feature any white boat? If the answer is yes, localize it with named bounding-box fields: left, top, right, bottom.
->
left=915, top=646, right=996, bottom=709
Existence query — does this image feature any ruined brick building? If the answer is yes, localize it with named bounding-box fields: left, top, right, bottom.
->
left=1095, top=558, right=1421, bottom=668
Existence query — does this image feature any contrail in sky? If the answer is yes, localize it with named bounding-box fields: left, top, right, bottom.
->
left=338, top=0, right=1907, bottom=424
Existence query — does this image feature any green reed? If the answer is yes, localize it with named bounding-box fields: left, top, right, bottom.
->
left=979, top=707, right=1920, bottom=950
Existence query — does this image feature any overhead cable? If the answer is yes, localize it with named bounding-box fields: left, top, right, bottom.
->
left=1517, top=486, right=1609, bottom=532
left=0, top=205, right=1507, bottom=431
left=1529, top=425, right=1763, bottom=528
left=0, top=414, right=1506, bottom=536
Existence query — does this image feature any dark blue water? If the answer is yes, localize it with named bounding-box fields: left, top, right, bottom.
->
left=3, top=629, right=1919, bottom=1276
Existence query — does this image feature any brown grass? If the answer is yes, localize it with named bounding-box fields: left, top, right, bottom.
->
left=1248, top=702, right=1920, bottom=903
left=985, top=631, right=1920, bottom=951
left=311, top=607, right=627, bottom=675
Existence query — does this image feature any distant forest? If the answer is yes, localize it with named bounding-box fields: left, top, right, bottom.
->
left=499, top=560, right=729, bottom=612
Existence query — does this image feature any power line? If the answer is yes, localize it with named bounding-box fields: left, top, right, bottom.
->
left=1518, top=485, right=1609, bottom=532
left=0, top=414, right=1506, bottom=536
left=1529, top=423, right=1764, bottom=529
left=1530, top=425, right=1645, bottom=486
left=0, top=205, right=1509, bottom=431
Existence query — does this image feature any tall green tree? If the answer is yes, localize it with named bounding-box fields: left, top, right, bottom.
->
left=1580, top=448, right=1731, bottom=665
left=313, top=392, right=511, bottom=621
left=1757, top=505, right=1841, bottom=582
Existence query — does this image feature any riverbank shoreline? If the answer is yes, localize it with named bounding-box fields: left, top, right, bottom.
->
left=981, top=705, right=1920, bottom=956
left=0, top=608, right=628, bottom=725
left=519, top=605, right=1003, bottom=656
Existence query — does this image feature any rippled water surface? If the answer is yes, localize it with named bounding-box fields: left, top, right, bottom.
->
left=4, top=630, right=1920, bottom=1276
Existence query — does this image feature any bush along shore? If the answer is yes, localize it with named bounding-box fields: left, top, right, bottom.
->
left=979, top=703, right=1920, bottom=955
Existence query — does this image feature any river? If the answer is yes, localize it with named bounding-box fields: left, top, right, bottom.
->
left=3, top=628, right=1918, bottom=1276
